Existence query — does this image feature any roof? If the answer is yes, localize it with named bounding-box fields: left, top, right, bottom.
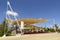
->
left=7, top=18, right=47, bottom=24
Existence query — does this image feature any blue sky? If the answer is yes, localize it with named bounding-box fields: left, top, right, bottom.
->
left=0, top=0, right=60, bottom=27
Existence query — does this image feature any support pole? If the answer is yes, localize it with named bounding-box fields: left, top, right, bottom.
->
left=20, top=21, right=24, bottom=35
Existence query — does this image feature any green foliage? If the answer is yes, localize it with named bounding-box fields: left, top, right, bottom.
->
left=57, top=29, right=60, bottom=33
left=6, top=32, right=12, bottom=36
left=0, top=26, right=4, bottom=36
left=45, top=28, right=55, bottom=32
left=49, top=28, right=55, bottom=32
left=0, top=20, right=8, bottom=36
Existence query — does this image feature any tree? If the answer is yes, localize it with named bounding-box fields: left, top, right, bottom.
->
left=53, top=24, right=58, bottom=32
left=0, top=19, right=8, bottom=36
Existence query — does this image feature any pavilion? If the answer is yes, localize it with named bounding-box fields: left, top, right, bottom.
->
left=6, top=18, right=47, bottom=35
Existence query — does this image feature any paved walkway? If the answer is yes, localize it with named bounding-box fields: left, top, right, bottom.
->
left=0, top=33, right=60, bottom=40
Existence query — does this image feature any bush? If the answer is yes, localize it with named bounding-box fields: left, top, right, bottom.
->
left=57, top=29, right=60, bottom=33
left=45, top=28, right=55, bottom=32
